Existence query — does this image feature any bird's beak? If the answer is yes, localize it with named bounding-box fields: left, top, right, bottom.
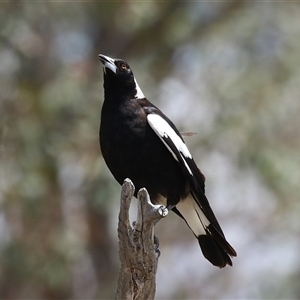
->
left=98, top=54, right=117, bottom=74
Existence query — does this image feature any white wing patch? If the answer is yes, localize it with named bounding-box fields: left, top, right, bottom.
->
left=147, top=114, right=193, bottom=174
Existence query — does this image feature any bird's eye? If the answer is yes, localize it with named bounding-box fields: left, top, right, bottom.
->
left=120, top=63, right=127, bottom=70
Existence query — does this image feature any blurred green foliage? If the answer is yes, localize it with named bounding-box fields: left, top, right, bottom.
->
left=1, top=2, right=300, bottom=299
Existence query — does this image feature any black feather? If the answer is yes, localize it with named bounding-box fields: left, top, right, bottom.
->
left=198, top=235, right=232, bottom=268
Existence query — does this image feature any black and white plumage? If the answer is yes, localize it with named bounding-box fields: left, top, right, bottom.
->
left=99, top=54, right=237, bottom=268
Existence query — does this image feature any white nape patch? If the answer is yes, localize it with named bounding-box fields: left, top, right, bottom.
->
left=101, top=54, right=117, bottom=74
left=176, top=195, right=209, bottom=236
left=134, top=78, right=145, bottom=99
left=147, top=114, right=193, bottom=174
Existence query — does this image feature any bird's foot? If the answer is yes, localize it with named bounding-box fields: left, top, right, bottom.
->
left=157, top=205, right=168, bottom=217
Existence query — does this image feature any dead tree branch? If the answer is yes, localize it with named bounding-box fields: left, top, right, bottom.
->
left=115, top=178, right=168, bottom=300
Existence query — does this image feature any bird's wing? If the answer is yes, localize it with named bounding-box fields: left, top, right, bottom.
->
left=147, top=114, right=193, bottom=173
left=147, top=109, right=236, bottom=267
left=147, top=112, right=206, bottom=191
left=147, top=113, right=223, bottom=233
left=147, top=112, right=236, bottom=260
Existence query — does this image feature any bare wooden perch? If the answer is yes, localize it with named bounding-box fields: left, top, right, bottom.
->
left=115, top=178, right=168, bottom=300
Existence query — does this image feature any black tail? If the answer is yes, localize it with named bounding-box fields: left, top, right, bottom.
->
left=173, top=196, right=237, bottom=268
left=198, top=223, right=236, bottom=268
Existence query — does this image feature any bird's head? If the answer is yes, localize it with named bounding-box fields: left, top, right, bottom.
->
left=99, top=54, right=133, bottom=78
left=99, top=54, right=145, bottom=99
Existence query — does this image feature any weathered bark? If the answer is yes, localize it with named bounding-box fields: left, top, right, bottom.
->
left=115, top=179, right=168, bottom=300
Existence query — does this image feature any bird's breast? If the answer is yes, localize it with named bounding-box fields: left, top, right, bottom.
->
left=99, top=98, right=188, bottom=203
left=100, top=100, right=148, bottom=174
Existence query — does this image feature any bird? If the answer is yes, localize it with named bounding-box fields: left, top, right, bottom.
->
left=98, top=54, right=237, bottom=268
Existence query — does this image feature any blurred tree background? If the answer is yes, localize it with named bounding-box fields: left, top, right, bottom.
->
left=1, top=1, right=300, bottom=299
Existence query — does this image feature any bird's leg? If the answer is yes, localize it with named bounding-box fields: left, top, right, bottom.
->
left=166, top=204, right=176, bottom=211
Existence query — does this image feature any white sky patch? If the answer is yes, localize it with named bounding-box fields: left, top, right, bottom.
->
left=53, top=29, right=93, bottom=64
left=134, top=78, right=145, bottom=99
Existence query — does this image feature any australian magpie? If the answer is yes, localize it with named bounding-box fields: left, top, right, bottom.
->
left=99, top=54, right=237, bottom=268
